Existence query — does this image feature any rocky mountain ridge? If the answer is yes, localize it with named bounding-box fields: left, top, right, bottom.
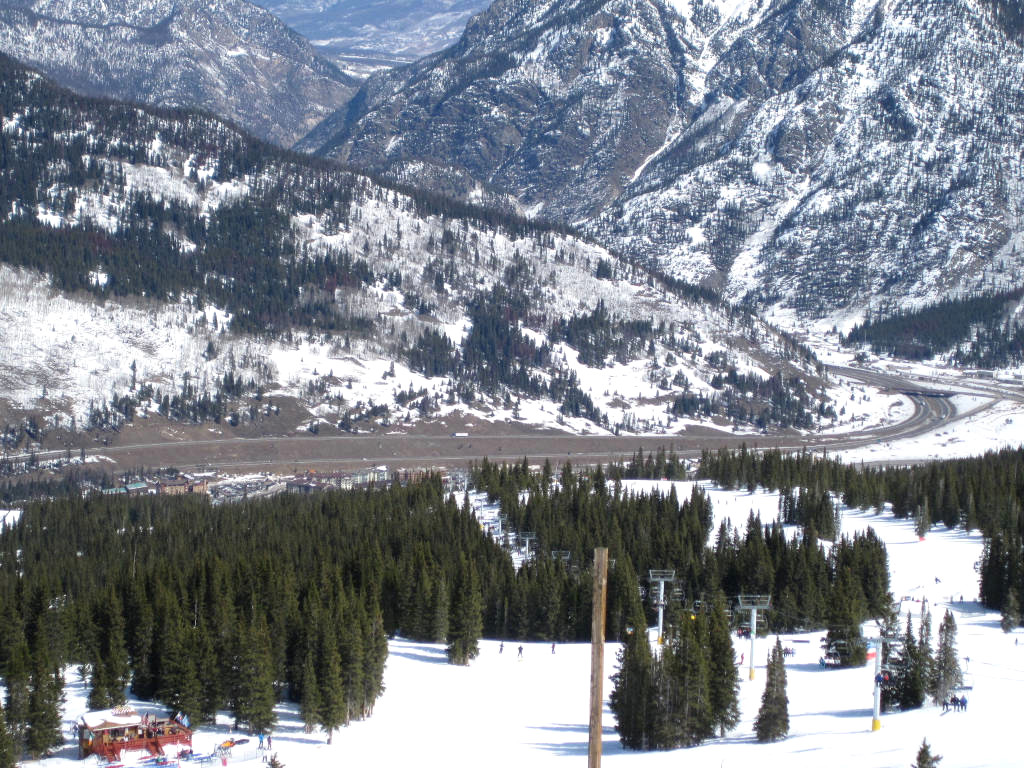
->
left=0, top=0, right=359, bottom=146
left=306, top=0, right=1024, bottom=316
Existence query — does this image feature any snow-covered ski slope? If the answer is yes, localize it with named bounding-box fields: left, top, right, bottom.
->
left=32, top=482, right=1018, bottom=768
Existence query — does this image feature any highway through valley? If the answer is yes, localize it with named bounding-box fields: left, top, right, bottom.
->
left=26, top=364, right=1018, bottom=475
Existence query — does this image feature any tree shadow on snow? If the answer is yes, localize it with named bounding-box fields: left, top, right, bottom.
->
left=387, top=646, right=450, bottom=664
left=792, top=707, right=873, bottom=719
left=527, top=724, right=619, bottom=757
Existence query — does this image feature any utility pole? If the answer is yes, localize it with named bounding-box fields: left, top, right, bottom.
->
left=589, top=548, right=609, bottom=768
left=648, top=570, right=676, bottom=643
left=736, top=595, right=771, bottom=680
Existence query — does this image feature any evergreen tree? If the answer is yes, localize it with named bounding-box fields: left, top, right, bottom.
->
left=609, top=600, right=654, bottom=750
left=360, top=604, right=388, bottom=719
left=754, top=639, right=788, bottom=742
left=912, top=738, right=942, bottom=768
left=930, top=610, right=961, bottom=703
left=317, top=623, right=345, bottom=744
left=25, top=648, right=63, bottom=759
left=88, top=590, right=130, bottom=709
left=430, top=576, right=450, bottom=643
left=917, top=608, right=935, bottom=703
left=157, top=619, right=202, bottom=722
left=232, top=617, right=277, bottom=735
left=299, top=646, right=320, bottom=734
left=706, top=595, right=740, bottom=737
left=447, top=556, right=483, bottom=665
left=126, top=588, right=157, bottom=699
left=914, top=500, right=931, bottom=539
left=663, top=607, right=711, bottom=746
left=826, top=568, right=868, bottom=667
left=898, top=615, right=926, bottom=710
left=3, top=639, right=30, bottom=754
left=339, top=601, right=365, bottom=725
left=1000, top=589, right=1021, bottom=632
left=0, top=701, right=15, bottom=768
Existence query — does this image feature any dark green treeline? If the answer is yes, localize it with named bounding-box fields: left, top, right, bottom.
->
left=0, top=477, right=509, bottom=752
left=472, top=458, right=890, bottom=639
left=0, top=461, right=894, bottom=758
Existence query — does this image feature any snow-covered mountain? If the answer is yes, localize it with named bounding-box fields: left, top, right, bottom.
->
left=0, top=53, right=844, bottom=446
left=0, top=0, right=359, bottom=146
left=304, top=0, right=1024, bottom=315
left=253, top=0, right=490, bottom=72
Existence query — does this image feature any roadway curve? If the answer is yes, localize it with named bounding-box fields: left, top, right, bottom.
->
left=27, top=364, right=1005, bottom=474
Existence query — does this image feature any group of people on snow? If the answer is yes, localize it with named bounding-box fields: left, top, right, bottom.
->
left=942, top=694, right=968, bottom=713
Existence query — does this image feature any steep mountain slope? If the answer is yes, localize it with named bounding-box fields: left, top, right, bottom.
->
left=602, top=0, right=1024, bottom=313
left=298, top=0, right=703, bottom=220
left=0, top=0, right=359, bottom=146
left=0, top=53, right=842, bottom=452
left=306, top=0, right=1024, bottom=315
left=254, top=0, right=489, bottom=69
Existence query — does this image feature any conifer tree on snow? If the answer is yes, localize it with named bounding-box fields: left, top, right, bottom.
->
left=1000, top=589, right=1021, bottom=632
left=126, top=589, right=156, bottom=700
left=339, top=602, right=365, bottom=725
left=157, top=619, right=201, bottom=722
left=360, top=603, right=388, bottom=719
left=4, top=637, right=30, bottom=752
left=299, top=645, right=320, bottom=735
left=0, top=701, right=16, bottom=768
left=912, top=738, right=942, bottom=768
left=232, top=616, right=277, bottom=735
left=930, top=610, right=961, bottom=703
left=447, top=556, right=483, bottom=665
left=754, top=639, right=788, bottom=742
left=917, top=609, right=935, bottom=702
left=430, top=576, right=450, bottom=642
left=663, top=607, right=711, bottom=747
left=25, top=647, right=63, bottom=759
left=316, top=622, right=345, bottom=744
left=707, top=594, right=740, bottom=737
left=609, top=598, right=654, bottom=750
left=826, top=567, right=868, bottom=667
left=898, top=615, right=926, bottom=710
left=88, top=590, right=130, bottom=709
left=914, top=500, right=931, bottom=539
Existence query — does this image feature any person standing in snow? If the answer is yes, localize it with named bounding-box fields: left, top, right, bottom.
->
left=517, top=645, right=523, bottom=658
left=499, top=642, right=504, bottom=654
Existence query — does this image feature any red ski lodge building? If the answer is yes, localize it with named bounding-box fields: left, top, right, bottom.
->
left=77, top=706, right=192, bottom=761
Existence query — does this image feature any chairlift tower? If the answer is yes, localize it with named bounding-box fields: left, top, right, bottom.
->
left=737, top=595, right=771, bottom=680
left=870, top=637, right=883, bottom=731
left=648, top=570, right=676, bottom=643
left=520, top=531, right=537, bottom=561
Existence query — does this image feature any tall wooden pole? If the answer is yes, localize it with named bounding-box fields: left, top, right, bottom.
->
left=589, top=547, right=609, bottom=768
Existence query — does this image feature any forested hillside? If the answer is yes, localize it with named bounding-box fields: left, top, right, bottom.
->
left=842, top=288, right=1024, bottom=367
left=0, top=52, right=836, bottom=450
